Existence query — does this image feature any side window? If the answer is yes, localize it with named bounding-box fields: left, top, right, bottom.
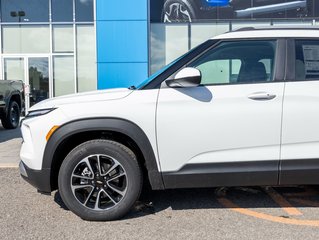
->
left=188, top=40, right=277, bottom=85
left=295, top=40, right=319, bottom=81
left=197, top=59, right=242, bottom=85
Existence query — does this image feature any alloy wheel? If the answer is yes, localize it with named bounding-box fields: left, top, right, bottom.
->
left=71, top=154, right=128, bottom=211
left=163, top=3, right=192, bottom=22
left=10, top=104, right=19, bottom=128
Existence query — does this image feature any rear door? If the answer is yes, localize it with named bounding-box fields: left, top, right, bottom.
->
left=281, top=38, right=319, bottom=184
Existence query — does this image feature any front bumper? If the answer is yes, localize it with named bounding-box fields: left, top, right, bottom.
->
left=19, top=161, right=52, bottom=194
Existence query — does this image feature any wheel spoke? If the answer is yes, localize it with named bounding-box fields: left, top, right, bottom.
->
left=94, top=189, right=102, bottom=210
left=102, top=189, right=117, bottom=205
left=84, top=187, right=95, bottom=206
left=164, top=14, right=172, bottom=23
left=96, top=155, right=102, bottom=175
left=107, top=172, right=126, bottom=183
left=104, top=162, right=119, bottom=176
left=71, top=184, right=93, bottom=192
left=107, top=183, right=126, bottom=197
left=72, top=173, right=93, bottom=180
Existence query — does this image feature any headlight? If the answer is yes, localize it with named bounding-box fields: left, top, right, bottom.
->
left=26, top=108, right=56, bottom=118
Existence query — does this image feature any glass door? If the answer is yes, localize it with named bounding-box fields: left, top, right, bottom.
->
left=28, top=57, right=49, bottom=108
left=3, top=57, right=27, bottom=110
left=3, top=56, right=50, bottom=113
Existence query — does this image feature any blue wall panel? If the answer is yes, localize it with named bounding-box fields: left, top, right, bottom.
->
left=98, top=63, right=148, bottom=89
left=96, top=0, right=149, bottom=89
left=97, top=21, right=148, bottom=63
left=97, top=0, right=148, bottom=20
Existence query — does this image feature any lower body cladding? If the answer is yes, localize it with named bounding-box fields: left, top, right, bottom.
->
left=19, top=159, right=319, bottom=194
left=162, top=159, right=319, bottom=189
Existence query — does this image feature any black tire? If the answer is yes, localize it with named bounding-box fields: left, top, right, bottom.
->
left=58, top=140, right=143, bottom=221
left=162, top=0, right=196, bottom=22
left=1, top=101, right=20, bottom=129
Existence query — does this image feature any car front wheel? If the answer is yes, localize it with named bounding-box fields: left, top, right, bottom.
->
left=58, top=140, right=142, bottom=221
left=1, top=100, right=20, bottom=129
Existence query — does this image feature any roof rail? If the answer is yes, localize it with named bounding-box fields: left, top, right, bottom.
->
left=231, top=26, right=319, bottom=32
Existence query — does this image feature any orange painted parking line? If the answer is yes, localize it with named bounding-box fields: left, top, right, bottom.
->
left=264, top=187, right=303, bottom=216
left=290, top=198, right=319, bottom=208
left=0, top=164, right=18, bottom=168
left=218, top=197, right=319, bottom=227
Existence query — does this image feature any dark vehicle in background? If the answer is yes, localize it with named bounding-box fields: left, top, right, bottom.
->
left=0, top=80, right=24, bottom=129
left=162, top=0, right=315, bottom=22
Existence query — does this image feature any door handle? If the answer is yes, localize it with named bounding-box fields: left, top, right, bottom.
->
left=248, top=92, right=276, bottom=101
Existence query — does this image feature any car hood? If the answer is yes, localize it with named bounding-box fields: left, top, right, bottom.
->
left=29, top=88, right=133, bottom=111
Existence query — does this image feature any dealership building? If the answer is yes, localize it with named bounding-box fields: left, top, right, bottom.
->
left=0, top=0, right=318, bottom=111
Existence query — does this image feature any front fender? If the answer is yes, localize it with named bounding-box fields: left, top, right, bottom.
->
left=43, top=118, right=164, bottom=191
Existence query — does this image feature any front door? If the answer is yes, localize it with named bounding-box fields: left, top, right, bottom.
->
left=157, top=39, right=285, bottom=188
left=3, top=56, right=50, bottom=112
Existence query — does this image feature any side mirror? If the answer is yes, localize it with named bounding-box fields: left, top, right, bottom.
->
left=166, top=67, right=201, bottom=88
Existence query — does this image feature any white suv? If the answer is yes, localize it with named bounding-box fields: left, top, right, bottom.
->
left=20, top=27, right=319, bottom=221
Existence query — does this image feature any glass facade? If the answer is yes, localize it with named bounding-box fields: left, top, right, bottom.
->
left=1, top=0, right=50, bottom=22
left=150, top=20, right=315, bottom=74
left=0, top=0, right=96, bottom=111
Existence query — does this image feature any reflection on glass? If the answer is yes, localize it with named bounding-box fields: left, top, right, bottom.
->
left=272, top=20, right=313, bottom=26
left=4, top=58, right=25, bottom=82
left=76, top=25, right=97, bottom=92
left=28, top=58, right=49, bottom=107
left=231, top=21, right=271, bottom=30
left=51, top=0, right=73, bottom=22
left=75, top=0, right=94, bottom=22
left=165, top=24, right=188, bottom=64
left=53, top=25, right=74, bottom=52
left=2, top=25, right=50, bottom=53
left=1, top=0, right=49, bottom=22
left=150, top=24, right=189, bottom=74
left=150, top=24, right=166, bottom=74
left=191, top=23, right=229, bottom=48
left=54, top=56, right=75, bottom=97
left=151, top=23, right=230, bottom=74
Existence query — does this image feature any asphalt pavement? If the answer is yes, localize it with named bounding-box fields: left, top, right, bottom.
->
left=1, top=124, right=319, bottom=239
left=0, top=123, right=21, bottom=167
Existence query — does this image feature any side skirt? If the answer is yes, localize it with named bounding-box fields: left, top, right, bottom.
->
left=280, top=159, right=319, bottom=185
left=162, top=161, right=279, bottom=189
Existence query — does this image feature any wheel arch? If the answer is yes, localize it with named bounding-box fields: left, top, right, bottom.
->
left=43, top=118, right=164, bottom=192
left=6, top=92, right=22, bottom=114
